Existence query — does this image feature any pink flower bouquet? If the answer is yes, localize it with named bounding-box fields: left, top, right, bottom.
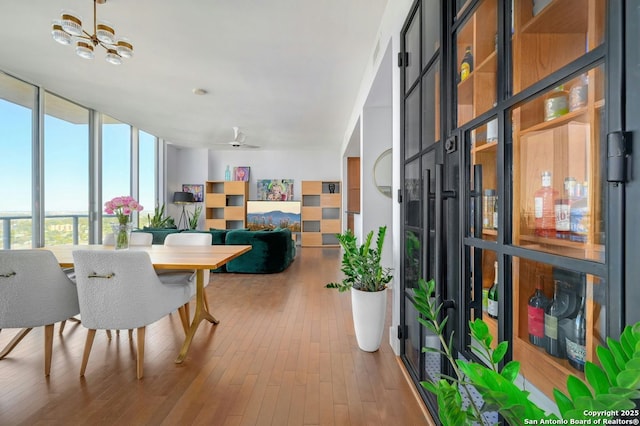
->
left=104, top=196, right=144, bottom=225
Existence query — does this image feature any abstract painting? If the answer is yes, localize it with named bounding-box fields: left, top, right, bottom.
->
left=256, top=179, right=294, bottom=201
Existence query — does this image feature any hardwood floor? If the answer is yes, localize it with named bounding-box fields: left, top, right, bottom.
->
left=0, top=247, right=432, bottom=425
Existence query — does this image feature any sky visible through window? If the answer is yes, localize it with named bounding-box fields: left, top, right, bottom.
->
left=0, top=99, right=154, bottom=215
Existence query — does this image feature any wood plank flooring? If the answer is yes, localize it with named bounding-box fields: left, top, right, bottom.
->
left=0, top=247, right=432, bottom=425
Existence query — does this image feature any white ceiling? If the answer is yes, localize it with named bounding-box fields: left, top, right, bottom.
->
left=0, top=0, right=388, bottom=150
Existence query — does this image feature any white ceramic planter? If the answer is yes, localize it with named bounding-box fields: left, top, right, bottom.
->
left=351, top=287, right=387, bottom=352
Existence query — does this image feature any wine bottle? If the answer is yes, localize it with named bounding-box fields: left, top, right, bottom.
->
left=544, top=280, right=568, bottom=357
left=460, top=46, right=473, bottom=82
left=487, top=261, right=498, bottom=319
left=534, top=171, right=558, bottom=237
left=567, top=295, right=586, bottom=371
left=528, top=276, right=550, bottom=347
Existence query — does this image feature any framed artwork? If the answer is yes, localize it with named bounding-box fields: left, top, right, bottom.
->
left=247, top=201, right=301, bottom=231
left=182, top=184, right=204, bottom=202
left=234, top=166, right=250, bottom=181
left=257, top=179, right=294, bottom=201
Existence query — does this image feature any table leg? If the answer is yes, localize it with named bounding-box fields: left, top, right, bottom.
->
left=175, top=269, right=219, bottom=363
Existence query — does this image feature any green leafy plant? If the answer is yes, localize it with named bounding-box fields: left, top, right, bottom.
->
left=412, top=278, right=640, bottom=425
left=146, top=204, right=175, bottom=228
left=187, top=205, right=202, bottom=230
left=325, top=225, right=392, bottom=292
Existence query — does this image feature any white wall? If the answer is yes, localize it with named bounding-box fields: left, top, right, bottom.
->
left=360, top=106, right=393, bottom=270
left=207, top=149, right=340, bottom=200
left=340, top=0, right=414, bottom=356
left=166, top=145, right=209, bottom=228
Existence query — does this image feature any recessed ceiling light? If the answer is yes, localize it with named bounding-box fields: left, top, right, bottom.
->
left=192, top=88, right=207, bottom=95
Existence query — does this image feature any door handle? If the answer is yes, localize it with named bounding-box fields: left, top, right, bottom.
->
left=423, top=168, right=433, bottom=281
left=470, top=164, right=484, bottom=319
left=434, top=164, right=457, bottom=309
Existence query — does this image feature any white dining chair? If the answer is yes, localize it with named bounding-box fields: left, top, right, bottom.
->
left=72, top=249, right=194, bottom=379
left=162, top=232, right=213, bottom=312
left=0, top=250, right=80, bottom=375
left=60, top=231, right=155, bottom=338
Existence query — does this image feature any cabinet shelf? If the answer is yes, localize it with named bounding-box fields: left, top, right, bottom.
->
left=205, top=180, right=248, bottom=229
left=520, top=107, right=588, bottom=134
left=301, top=180, right=342, bottom=247
left=471, top=140, right=497, bottom=154
left=521, top=0, right=588, bottom=34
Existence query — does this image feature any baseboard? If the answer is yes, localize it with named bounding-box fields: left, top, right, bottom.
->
left=395, top=356, right=437, bottom=425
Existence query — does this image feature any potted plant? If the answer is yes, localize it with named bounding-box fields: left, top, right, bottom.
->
left=187, top=205, right=202, bottom=230
left=146, top=204, right=175, bottom=229
left=412, top=278, right=640, bottom=425
left=326, top=225, right=392, bottom=352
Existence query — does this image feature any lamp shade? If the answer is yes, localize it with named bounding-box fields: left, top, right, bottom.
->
left=173, top=191, right=195, bottom=204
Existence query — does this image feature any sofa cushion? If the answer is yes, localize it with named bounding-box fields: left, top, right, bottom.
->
left=225, top=228, right=295, bottom=273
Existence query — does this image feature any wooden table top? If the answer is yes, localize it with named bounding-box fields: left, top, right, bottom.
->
left=41, top=244, right=252, bottom=270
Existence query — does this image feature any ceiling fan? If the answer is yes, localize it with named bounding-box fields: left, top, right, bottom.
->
left=214, top=127, right=260, bottom=149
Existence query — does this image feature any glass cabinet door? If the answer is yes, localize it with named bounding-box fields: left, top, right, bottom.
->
left=508, top=0, right=608, bottom=402
left=455, top=0, right=497, bottom=127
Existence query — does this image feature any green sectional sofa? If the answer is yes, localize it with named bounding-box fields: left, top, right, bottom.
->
left=135, top=227, right=295, bottom=273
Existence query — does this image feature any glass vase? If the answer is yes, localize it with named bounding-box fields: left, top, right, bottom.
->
left=111, top=223, right=132, bottom=250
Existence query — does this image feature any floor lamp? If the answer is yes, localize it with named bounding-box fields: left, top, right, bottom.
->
left=173, top=191, right=195, bottom=230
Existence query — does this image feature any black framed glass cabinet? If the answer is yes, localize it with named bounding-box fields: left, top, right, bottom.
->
left=399, top=0, right=636, bottom=420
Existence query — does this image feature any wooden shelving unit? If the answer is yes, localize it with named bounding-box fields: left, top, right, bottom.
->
left=301, top=180, right=341, bottom=247
left=509, top=0, right=605, bottom=398
left=204, top=180, right=249, bottom=230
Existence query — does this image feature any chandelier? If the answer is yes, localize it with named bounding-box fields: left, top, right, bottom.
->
left=51, top=0, right=134, bottom=65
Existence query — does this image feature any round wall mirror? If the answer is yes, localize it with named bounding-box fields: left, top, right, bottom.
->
left=373, top=148, right=392, bottom=198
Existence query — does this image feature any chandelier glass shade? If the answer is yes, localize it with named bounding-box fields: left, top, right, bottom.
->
left=51, top=1, right=133, bottom=65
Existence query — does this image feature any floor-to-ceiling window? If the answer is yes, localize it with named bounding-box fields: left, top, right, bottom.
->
left=102, top=114, right=132, bottom=235
left=138, top=130, right=157, bottom=227
left=0, top=73, right=35, bottom=249
left=43, top=92, right=90, bottom=246
left=0, top=70, right=162, bottom=248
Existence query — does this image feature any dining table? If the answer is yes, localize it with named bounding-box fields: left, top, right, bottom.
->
left=43, top=243, right=251, bottom=363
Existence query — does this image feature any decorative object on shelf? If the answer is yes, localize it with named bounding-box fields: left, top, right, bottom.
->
left=326, top=226, right=392, bottom=352
left=412, top=278, right=640, bottom=425
left=460, top=46, right=473, bottom=82
left=104, top=195, right=143, bottom=250
left=328, top=183, right=336, bottom=194
left=182, top=184, right=204, bottom=202
left=173, top=191, right=195, bottom=230
left=224, top=165, right=231, bottom=181
left=233, top=166, right=250, bottom=182
left=51, top=0, right=134, bottom=65
left=257, top=179, right=294, bottom=201
left=544, top=86, right=569, bottom=121
left=569, top=74, right=589, bottom=112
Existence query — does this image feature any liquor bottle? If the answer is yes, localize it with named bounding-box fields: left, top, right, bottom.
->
left=487, top=261, right=498, bottom=319
left=460, top=46, right=473, bottom=82
left=545, top=280, right=568, bottom=357
left=570, top=181, right=589, bottom=243
left=224, top=165, right=231, bottom=181
left=528, top=276, right=550, bottom=347
left=567, top=295, right=586, bottom=371
left=534, top=171, right=558, bottom=237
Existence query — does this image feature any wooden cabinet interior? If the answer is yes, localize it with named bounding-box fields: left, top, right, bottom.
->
left=507, top=0, right=605, bottom=401
left=456, top=0, right=497, bottom=127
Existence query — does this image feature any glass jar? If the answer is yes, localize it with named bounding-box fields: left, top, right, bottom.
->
left=483, top=189, right=496, bottom=229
